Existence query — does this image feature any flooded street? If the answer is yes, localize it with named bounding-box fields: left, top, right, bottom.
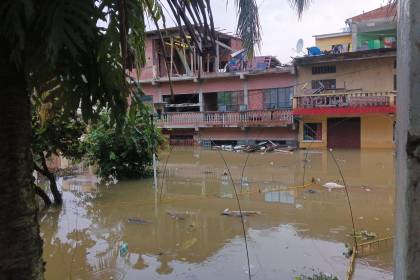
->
left=40, top=148, right=395, bottom=280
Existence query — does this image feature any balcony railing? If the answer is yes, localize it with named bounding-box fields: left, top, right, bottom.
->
left=294, top=91, right=396, bottom=109
left=155, top=109, right=293, bottom=128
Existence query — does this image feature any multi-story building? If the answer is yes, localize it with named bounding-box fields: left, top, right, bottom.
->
left=293, top=5, right=397, bottom=149
left=313, top=4, right=396, bottom=53
left=135, top=27, right=297, bottom=146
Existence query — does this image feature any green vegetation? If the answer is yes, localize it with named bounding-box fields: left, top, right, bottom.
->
left=0, top=0, right=313, bottom=278
left=295, top=272, right=339, bottom=280
left=84, top=104, right=164, bottom=182
left=32, top=95, right=87, bottom=205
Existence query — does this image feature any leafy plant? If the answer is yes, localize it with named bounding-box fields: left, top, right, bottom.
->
left=295, top=272, right=339, bottom=280
left=31, top=96, right=87, bottom=205
left=84, top=104, right=164, bottom=182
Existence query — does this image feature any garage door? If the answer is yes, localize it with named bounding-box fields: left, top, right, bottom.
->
left=327, top=117, right=361, bottom=149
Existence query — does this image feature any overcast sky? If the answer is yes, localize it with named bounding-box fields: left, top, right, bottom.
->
left=156, top=0, right=389, bottom=63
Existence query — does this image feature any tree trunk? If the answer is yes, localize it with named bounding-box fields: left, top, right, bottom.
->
left=0, top=49, right=44, bottom=278
left=37, top=154, right=63, bottom=205
left=34, top=184, right=52, bottom=208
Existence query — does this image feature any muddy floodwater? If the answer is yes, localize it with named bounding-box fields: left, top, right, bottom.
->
left=40, top=148, right=395, bottom=280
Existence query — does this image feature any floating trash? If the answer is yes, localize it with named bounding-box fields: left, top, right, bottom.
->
left=119, top=242, right=128, bottom=257
left=322, top=182, right=345, bottom=191
left=127, top=218, right=149, bottom=225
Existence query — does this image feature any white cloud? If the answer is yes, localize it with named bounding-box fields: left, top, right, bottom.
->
left=210, top=0, right=388, bottom=63
left=152, top=0, right=389, bottom=63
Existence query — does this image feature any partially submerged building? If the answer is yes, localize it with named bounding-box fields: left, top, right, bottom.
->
left=135, top=27, right=297, bottom=146
left=293, top=5, right=397, bottom=149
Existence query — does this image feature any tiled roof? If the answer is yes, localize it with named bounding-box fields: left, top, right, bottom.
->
left=348, top=4, right=397, bottom=22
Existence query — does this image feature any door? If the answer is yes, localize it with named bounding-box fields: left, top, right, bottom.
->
left=327, top=117, right=361, bottom=149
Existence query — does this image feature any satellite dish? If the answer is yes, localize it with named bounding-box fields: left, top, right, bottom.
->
left=296, top=39, right=304, bottom=53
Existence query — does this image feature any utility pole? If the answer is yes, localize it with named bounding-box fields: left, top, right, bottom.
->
left=395, top=1, right=420, bottom=279
left=150, top=114, right=158, bottom=190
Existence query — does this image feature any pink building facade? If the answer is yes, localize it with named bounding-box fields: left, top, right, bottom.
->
left=136, top=28, right=297, bottom=146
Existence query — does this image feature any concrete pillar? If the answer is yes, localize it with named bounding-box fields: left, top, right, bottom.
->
left=198, top=87, right=204, bottom=112
left=244, top=80, right=249, bottom=108
left=394, top=1, right=420, bottom=279
left=351, top=22, right=358, bottom=51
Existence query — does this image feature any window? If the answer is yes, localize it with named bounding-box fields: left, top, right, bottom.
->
left=311, top=79, right=336, bottom=90
left=217, top=91, right=244, bottom=111
left=263, top=87, right=293, bottom=109
left=303, top=123, right=322, bottom=141
left=312, top=65, right=336, bottom=74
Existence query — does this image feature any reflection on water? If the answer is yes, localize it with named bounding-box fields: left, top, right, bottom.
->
left=40, top=148, right=395, bottom=280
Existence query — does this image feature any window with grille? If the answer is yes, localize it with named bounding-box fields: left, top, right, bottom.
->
left=303, top=123, right=322, bottom=141
left=312, top=65, right=336, bottom=74
left=263, top=87, right=293, bottom=109
left=217, top=91, right=244, bottom=112
left=311, top=79, right=336, bottom=90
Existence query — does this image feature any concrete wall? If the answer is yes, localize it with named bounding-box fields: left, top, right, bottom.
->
left=295, top=56, right=396, bottom=95
left=140, top=39, right=156, bottom=80
left=298, top=115, right=328, bottom=149
left=297, top=114, right=395, bottom=149
left=248, top=89, right=263, bottom=110
left=142, top=72, right=295, bottom=110
left=361, top=115, right=395, bottom=148
left=315, top=35, right=352, bottom=51
left=198, top=127, right=296, bottom=141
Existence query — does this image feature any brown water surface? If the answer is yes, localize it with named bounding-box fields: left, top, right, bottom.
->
left=40, top=148, right=395, bottom=280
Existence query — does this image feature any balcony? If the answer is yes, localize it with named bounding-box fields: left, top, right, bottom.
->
left=293, top=91, right=396, bottom=116
left=155, top=109, right=293, bottom=129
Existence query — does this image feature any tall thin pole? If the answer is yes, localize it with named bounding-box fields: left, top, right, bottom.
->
left=395, top=1, right=420, bottom=278
left=150, top=114, right=158, bottom=190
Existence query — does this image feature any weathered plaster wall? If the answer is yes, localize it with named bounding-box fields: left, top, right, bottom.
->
left=140, top=39, right=156, bottom=80
left=298, top=116, right=328, bottom=149
left=248, top=89, right=263, bottom=110
left=295, top=56, right=396, bottom=96
left=315, top=35, right=352, bottom=51
left=141, top=72, right=295, bottom=108
left=361, top=115, right=395, bottom=148
left=198, top=127, right=296, bottom=141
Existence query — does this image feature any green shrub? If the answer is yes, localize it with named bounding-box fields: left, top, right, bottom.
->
left=84, top=105, right=164, bottom=182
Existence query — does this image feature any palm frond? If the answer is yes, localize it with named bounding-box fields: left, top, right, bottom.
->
left=235, top=0, right=261, bottom=58
left=288, top=0, right=311, bottom=19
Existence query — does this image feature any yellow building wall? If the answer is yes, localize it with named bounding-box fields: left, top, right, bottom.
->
left=296, top=57, right=396, bottom=96
left=361, top=115, right=395, bottom=149
left=298, top=115, right=395, bottom=149
left=298, top=116, right=328, bottom=149
left=315, top=35, right=352, bottom=51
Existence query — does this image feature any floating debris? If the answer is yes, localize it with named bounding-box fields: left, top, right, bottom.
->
left=305, top=189, right=318, bottom=194
left=127, top=218, right=149, bottom=225
left=181, top=238, right=197, bottom=249
left=343, top=243, right=353, bottom=258
left=166, top=211, right=186, bottom=220
left=221, top=208, right=260, bottom=217
left=119, top=242, right=128, bottom=256
left=322, top=182, right=345, bottom=191
left=352, top=230, right=377, bottom=241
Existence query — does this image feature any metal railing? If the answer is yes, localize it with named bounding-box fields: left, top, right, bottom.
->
left=294, top=91, right=396, bottom=109
left=155, top=109, right=293, bottom=128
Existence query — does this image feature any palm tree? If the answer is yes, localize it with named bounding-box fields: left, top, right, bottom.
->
left=0, top=0, right=350, bottom=278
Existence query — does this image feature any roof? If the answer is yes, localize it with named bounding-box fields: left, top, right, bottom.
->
left=347, top=4, right=397, bottom=23
left=313, top=31, right=352, bottom=39
left=145, top=25, right=239, bottom=40
left=293, top=48, right=396, bottom=65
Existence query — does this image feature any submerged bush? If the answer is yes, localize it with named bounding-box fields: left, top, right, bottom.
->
left=295, top=273, right=339, bottom=280
left=84, top=105, right=164, bottom=182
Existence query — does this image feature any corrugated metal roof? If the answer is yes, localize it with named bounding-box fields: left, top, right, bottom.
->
left=347, top=4, right=397, bottom=23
